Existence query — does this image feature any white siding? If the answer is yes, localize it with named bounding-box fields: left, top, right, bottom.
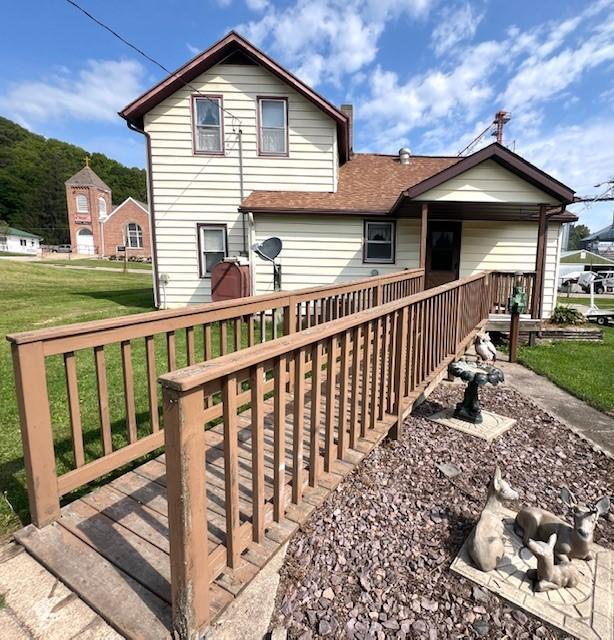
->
left=253, top=215, right=420, bottom=293
left=459, top=221, right=561, bottom=317
left=414, top=160, right=559, bottom=205
left=4, top=234, right=40, bottom=255
left=144, top=63, right=338, bottom=307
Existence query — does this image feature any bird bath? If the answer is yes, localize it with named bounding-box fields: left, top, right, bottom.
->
left=447, top=359, right=505, bottom=424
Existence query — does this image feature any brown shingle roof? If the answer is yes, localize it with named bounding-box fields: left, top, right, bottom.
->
left=65, top=166, right=111, bottom=191
left=240, top=153, right=460, bottom=214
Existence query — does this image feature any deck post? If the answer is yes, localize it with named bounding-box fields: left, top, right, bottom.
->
left=11, top=341, right=60, bottom=527
left=419, top=203, right=428, bottom=271
left=532, top=205, right=548, bottom=319
left=163, top=385, right=210, bottom=639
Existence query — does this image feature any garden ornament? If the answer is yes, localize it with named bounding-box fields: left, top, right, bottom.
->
left=474, top=332, right=497, bottom=363
left=468, top=467, right=519, bottom=572
left=515, top=488, right=611, bottom=563
left=447, top=359, right=504, bottom=424
left=526, top=533, right=579, bottom=592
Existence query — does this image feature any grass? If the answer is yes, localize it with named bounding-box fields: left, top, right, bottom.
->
left=42, top=258, right=152, bottom=271
left=0, top=261, right=155, bottom=536
left=556, top=295, right=614, bottom=309
left=518, top=324, right=614, bottom=414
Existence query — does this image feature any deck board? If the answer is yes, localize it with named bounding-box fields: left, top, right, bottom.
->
left=14, top=372, right=397, bottom=639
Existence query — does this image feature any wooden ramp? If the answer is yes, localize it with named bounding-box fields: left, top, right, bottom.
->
left=14, top=376, right=396, bottom=640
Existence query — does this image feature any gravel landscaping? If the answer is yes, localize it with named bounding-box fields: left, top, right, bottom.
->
left=272, top=383, right=614, bottom=639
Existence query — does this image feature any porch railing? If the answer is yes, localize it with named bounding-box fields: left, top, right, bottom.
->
left=159, top=271, right=492, bottom=637
left=488, top=271, right=536, bottom=316
left=7, top=268, right=424, bottom=526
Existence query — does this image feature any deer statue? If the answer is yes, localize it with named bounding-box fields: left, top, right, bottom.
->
left=526, top=533, right=579, bottom=592
left=468, top=467, right=519, bottom=571
left=515, top=487, right=610, bottom=563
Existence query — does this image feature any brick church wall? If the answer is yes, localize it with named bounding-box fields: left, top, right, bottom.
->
left=103, top=200, right=151, bottom=258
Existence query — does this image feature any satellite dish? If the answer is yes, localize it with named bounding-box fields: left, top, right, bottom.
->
left=253, top=237, right=282, bottom=263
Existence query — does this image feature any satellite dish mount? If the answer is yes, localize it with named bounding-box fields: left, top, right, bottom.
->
left=253, top=236, right=283, bottom=291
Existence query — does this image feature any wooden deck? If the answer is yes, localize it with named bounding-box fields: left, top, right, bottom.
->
left=15, top=376, right=396, bottom=640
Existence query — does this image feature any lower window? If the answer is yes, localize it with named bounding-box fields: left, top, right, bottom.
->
left=197, top=224, right=227, bottom=277
left=125, top=223, right=144, bottom=248
left=363, top=220, right=396, bottom=263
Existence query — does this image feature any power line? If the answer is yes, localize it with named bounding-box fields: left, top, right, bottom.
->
left=64, top=0, right=242, bottom=126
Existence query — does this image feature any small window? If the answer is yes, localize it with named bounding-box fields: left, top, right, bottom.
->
left=20, top=239, right=27, bottom=247
left=363, top=221, right=396, bottom=263
left=125, top=223, right=143, bottom=248
left=98, top=196, right=107, bottom=216
left=76, top=194, right=89, bottom=212
left=258, top=98, right=288, bottom=156
left=197, top=224, right=227, bottom=277
left=193, top=96, right=223, bottom=154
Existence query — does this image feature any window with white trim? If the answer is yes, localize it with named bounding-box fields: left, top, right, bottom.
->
left=125, top=222, right=143, bottom=248
left=76, top=194, right=89, bottom=212
left=197, top=224, right=227, bottom=277
left=363, top=221, right=396, bottom=263
left=193, top=96, right=223, bottom=154
left=98, top=196, right=107, bottom=216
left=258, top=98, right=288, bottom=155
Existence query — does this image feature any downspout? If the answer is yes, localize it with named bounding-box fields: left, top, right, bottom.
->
left=127, top=120, right=161, bottom=308
left=238, top=127, right=248, bottom=256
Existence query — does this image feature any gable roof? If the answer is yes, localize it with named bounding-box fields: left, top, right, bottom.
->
left=240, top=153, right=461, bottom=214
left=4, top=226, right=42, bottom=239
left=561, top=249, right=614, bottom=265
left=65, top=166, right=111, bottom=192
left=400, top=143, right=575, bottom=204
left=119, top=31, right=351, bottom=163
left=583, top=223, right=614, bottom=243
left=104, top=197, right=149, bottom=222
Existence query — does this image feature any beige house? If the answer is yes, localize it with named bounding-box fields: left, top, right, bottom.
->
left=120, top=31, right=576, bottom=317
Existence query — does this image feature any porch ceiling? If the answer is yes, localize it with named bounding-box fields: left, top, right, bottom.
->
left=393, top=200, right=577, bottom=223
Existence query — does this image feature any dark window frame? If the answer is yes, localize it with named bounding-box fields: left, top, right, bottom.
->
left=257, top=96, right=289, bottom=157
left=362, top=219, right=396, bottom=264
left=197, top=223, right=228, bottom=278
left=191, top=94, right=225, bottom=156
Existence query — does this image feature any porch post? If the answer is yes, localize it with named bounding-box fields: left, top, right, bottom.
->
left=531, top=204, right=548, bottom=319
left=419, top=203, right=428, bottom=270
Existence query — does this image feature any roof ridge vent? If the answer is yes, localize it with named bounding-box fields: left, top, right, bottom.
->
left=399, top=147, right=411, bottom=165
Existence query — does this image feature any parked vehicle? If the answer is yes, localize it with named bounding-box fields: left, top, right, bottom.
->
left=49, top=244, right=72, bottom=253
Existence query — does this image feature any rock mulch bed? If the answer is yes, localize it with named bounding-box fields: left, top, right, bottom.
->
left=272, top=383, right=614, bottom=639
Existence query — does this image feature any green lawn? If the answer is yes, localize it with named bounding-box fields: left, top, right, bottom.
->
left=556, top=295, right=614, bottom=309
left=518, top=325, right=614, bottom=414
left=42, top=257, right=152, bottom=271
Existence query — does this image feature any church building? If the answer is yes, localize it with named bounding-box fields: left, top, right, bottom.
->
left=65, top=160, right=151, bottom=258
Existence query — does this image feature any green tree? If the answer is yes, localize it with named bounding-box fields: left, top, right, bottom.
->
left=0, top=116, right=146, bottom=244
left=568, top=224, right=591, bottom=250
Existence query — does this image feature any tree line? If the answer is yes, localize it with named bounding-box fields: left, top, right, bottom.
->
left=0, top=116, right=146, bottom=244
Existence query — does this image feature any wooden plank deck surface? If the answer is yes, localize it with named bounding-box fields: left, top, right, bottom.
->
left=14, top=375, right=395, bottom=640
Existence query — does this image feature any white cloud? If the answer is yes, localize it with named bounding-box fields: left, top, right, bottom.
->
left=246, top=0, right=269, bottom=10
left=236, top=0, right=437, bottom=85
left=216, top=0, right=232, bottom=6
left=431, top=3, right=483, bottom=56
left=0, top=59, right=145, bottom=126
left=186, top=43, right=201, bottom=56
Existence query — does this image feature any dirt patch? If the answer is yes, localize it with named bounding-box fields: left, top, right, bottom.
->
left=273, top=384, right=614, bottom=639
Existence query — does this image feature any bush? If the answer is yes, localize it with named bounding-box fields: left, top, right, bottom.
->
left=550, top=304, right=584, bottom=325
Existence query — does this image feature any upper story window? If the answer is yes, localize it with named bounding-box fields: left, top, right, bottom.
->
left=363, top=220, right=396, bottom=264
left=193, top=96, right=223, bottom=154
left=258, top=97, right=288, bottom=156
left=125, top=222, right=144, bottom=248
left=98, top=196, right=107, bottom=217
left=76, top=194, right=89, bottom=213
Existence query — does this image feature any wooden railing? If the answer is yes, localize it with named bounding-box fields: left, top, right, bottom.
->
left=158, top=271, right=492, bottom=637
left=488, top=271, right=536, bottom=316
left=7, top=268, right=424, bottom=526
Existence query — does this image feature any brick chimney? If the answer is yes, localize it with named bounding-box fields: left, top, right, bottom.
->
left=340, top=104, right=353, bottom=157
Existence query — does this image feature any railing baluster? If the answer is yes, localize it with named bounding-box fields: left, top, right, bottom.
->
left=292, top=348, right=306, bottom=504
left=391, top=306, right=409, bottom=440
left=273, top=355, right=286, bottom=521
left=145, top=335, right=159, bottom=432
left=121, top=340, right=138, bottom=444
left=233, top=318, right=241, bottom=352
left=94, top=345, right=112, bottom=455
left=64, top=351, right=85, bottom=468
left=349, top=325, right=361, bottom=449
left=360, top=321, right=373, bottom=437
left=203, top=324, right=212, bottom=360
left=250, top=363, right=265, bottom=542
left=309, top=342, right=322, bottom=487
left=222, top=373, right=240, bottom=567
left=370, top=318, right=382, bottom=429
left=337, top=331, right=350, bottom=460
left=166, top=331, right=176, bottom=371
left=324, top=336, right=338, bottom=472
left=220, top=320, right=228, bottom=355
left=186, top=326, right=195, bottom=365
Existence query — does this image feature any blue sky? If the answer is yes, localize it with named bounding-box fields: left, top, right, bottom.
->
left=1, top=0, right=613, bottom=230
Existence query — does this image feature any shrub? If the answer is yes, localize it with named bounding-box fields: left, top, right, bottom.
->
left=550, top=304, right=584, bottom=325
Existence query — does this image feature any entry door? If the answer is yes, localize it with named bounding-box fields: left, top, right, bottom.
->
left=425, top=221, right=462, bottom=289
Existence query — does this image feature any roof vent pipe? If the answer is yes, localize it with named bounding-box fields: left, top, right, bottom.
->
left=399, top=147, right=411, bottom=165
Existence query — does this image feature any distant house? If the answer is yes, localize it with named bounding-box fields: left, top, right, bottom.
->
left=120, top=31, right=577, bottom=317
left=0, top=226, right=42, bottom=254
left=65, top=163, right=151, bottom=258
left=580, top=223, right=614, bottom=257
left=559, top=249, right=614, bottom=281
